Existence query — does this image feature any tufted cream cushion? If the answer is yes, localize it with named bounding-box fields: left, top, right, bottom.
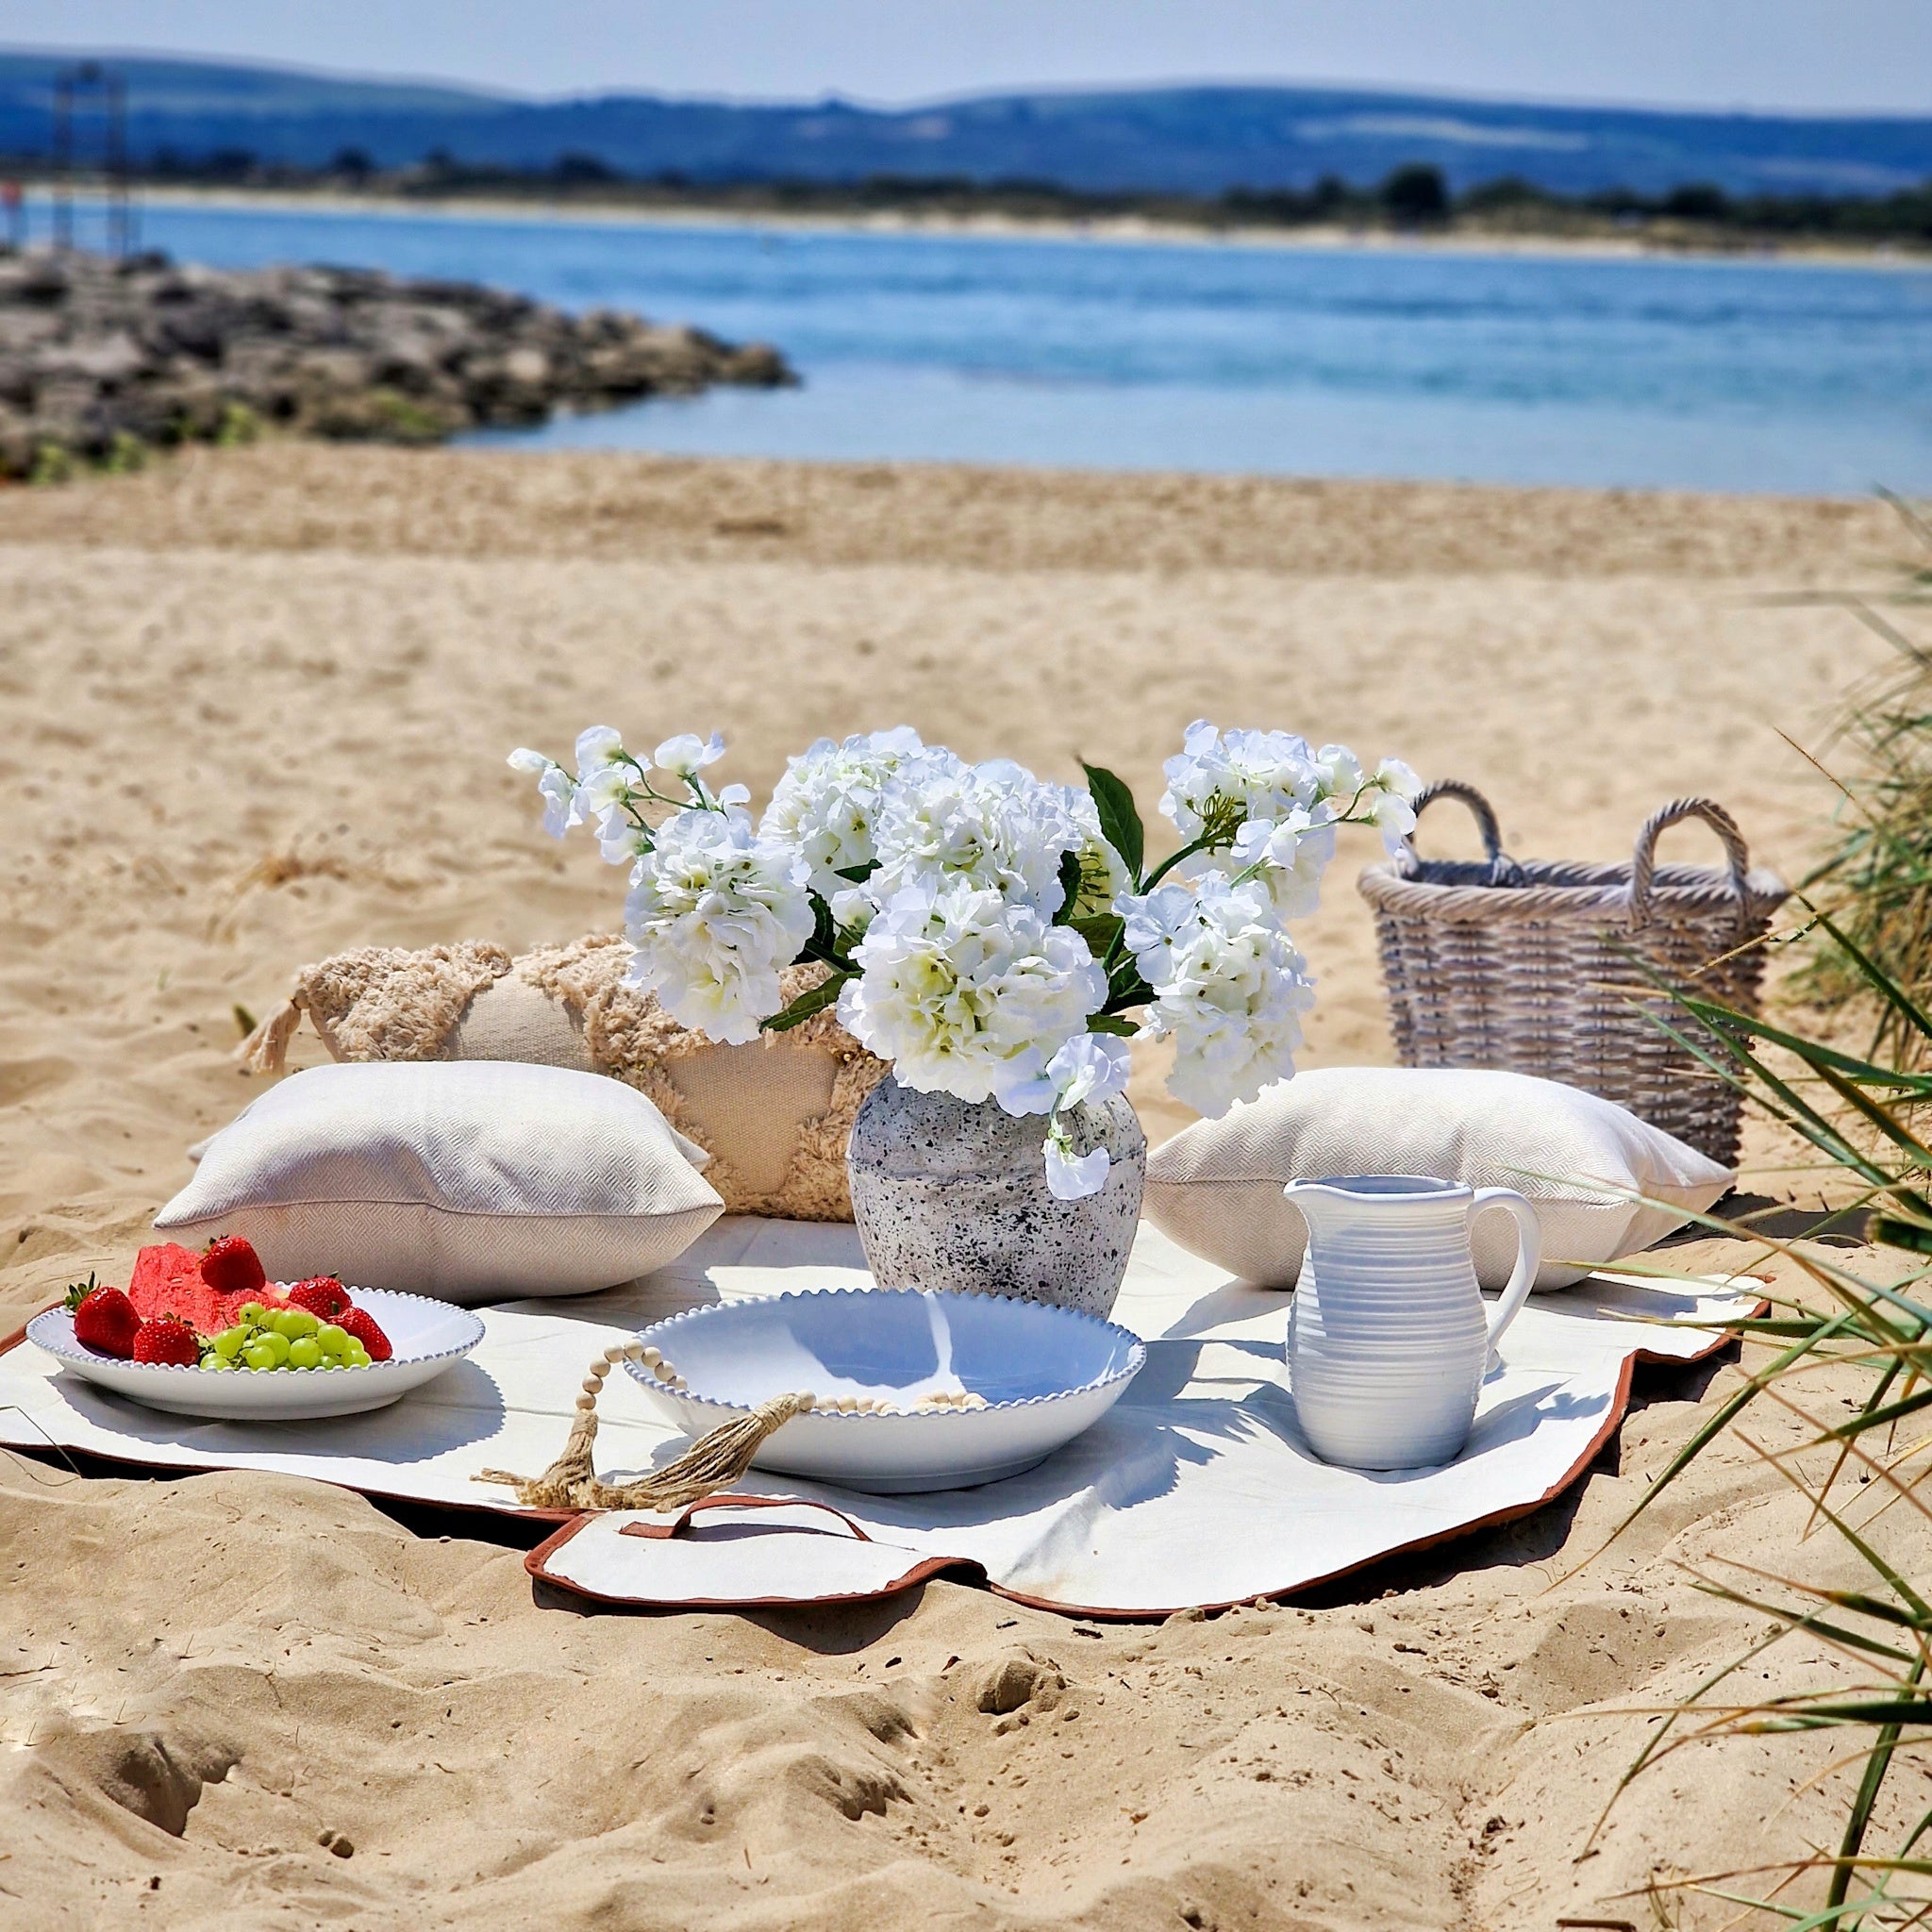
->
left=242, top=938, right=886, bottom=1223
left=1144, top=1066, right=1733, bottom=1291
left=157, top=1060, right=724, bottom=1303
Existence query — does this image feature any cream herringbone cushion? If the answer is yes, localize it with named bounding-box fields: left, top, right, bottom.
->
left=157, top=1060, right=724, bottom=1303
left=1144, top=1066, right=1733, bottom=1291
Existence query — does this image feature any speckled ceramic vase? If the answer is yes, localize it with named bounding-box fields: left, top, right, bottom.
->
left=846, top=1075, right=1146, bottom=1318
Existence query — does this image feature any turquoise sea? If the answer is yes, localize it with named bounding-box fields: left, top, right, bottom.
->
left=90, top=197, right=1932, bottom=493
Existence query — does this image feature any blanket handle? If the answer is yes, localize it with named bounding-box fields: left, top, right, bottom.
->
left=620, top=1494, right=874, bottom=1542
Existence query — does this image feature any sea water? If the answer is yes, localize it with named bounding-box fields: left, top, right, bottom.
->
left=79, top=196, right=1932, bottom=493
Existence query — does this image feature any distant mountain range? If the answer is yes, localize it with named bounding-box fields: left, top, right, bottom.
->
left=2, top=50, right=1929, bottom=199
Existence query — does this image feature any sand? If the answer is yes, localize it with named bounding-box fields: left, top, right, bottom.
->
left=0, top=444, right=1920, bottom=1929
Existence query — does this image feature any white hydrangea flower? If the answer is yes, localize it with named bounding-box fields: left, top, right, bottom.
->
left=838, top=877, right=1107, bottom=1111
left=622, top=808, right=813, bottom=1045
left=866, top=759, right=1086, bottom=916
left=508, top=747, right=581, bottom=839
left=760, top=728, right=955, bottom=897
left=1120, top=872, right=1316, bottom=1118
left=1229, top=808, right=1339, bottom=920
left=1158, top=720, right=1324, bottom=847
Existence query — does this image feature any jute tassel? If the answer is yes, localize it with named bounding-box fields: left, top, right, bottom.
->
left=240, top=996, right=305, bottom=1075
left=475, top=1340, right=816, bottom=1513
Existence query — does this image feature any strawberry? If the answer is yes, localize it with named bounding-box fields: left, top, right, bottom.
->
left=65, top=1277, right=142, bottom=1359
left=335, top=1307, right=392, bottom=1363
left=131, top=1316, right=201, bottom=1367
left=200, top=1235, right=267, bottom=1299
left=288, top=1276, right=351, bottom=1320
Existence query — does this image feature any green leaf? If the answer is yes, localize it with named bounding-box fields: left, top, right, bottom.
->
left=1107, top=962, right=1155, bottom=1010
left=763, top=973, right=851, bottom=1034
left=1080, top=760, right=1145, bottom=882
left=1070, top=913, right=1124, bottom=959
left=1054, top=847, right=1085, bottom=924
left=1087, top=1013, right=1139, bottom=1037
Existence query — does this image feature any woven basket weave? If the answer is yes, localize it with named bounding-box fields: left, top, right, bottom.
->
left=1357, top=781, right=1789, bottom=1167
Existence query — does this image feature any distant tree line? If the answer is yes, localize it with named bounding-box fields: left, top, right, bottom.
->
left=12, top=144, right=1932, bottom=246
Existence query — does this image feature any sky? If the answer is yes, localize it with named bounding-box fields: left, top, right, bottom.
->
left=4, top=0, right=1931, bottom=114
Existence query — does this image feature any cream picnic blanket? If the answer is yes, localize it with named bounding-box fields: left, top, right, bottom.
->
left=0, top=1218, right=1751, bottom=1616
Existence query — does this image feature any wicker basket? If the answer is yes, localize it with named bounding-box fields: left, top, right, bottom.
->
left=1357, top=781, right=1790, bottom=1167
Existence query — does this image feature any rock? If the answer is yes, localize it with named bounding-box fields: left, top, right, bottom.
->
left=0, top=245, right=796, bottom=477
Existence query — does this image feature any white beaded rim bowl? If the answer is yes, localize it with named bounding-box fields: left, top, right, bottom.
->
left=26, top=1288, right=487, bottom=1422
left=625, top=1286, right=1146, bottom=1494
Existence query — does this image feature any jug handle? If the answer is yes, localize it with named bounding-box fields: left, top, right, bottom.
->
left=1471, top=1189, right=1541, bottom=1370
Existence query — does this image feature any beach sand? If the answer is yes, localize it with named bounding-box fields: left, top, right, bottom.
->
left=0, top=445, right=1918, bottom=1928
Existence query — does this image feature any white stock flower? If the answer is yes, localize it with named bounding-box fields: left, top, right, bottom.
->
left=760, top=728, right=953, bottom=896
left=1158, top=721, right=1324, bottom=847
left=1229, top=809, right=1338, bottom=920
left=1048, top=1032, right=1132, bottom=1109
left=837, top=877, right=1107, bottom=1111
left=597, top=816, right=651, bottom=866
left=1311, top=742, right=1365, bottom=808
left=575, top=725, right=627, bottom=776
left=572, top=759, right=657, bottom=867
left=653, top=732, right=727, bottom=781
left=575, top=761, right=634, bottom=819
left=1038, top=1038, right=1131, bottom=1199
left=508, top=747, right=581, bottom=839
left=622, top=808, right=813, bottom=1045
left=1044, top=1125, right=1111, bottom=1201
left=1367, top=758, right=1424, bottom=850
left=1120, top=871, right=1315, bottom=1118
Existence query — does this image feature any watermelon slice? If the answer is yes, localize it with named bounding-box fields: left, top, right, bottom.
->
left=127, top=1243, right=203, bottom=1309
left=125, top=1242, right=280, bottom=1337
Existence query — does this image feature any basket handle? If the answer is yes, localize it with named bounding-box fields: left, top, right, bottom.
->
left=1394, top=779, right=1525, bottom=887
left=1627, top=797, right=1753, bottom=929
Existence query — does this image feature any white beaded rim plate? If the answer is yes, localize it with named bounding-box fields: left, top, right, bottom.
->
left=621, top=1287, right=1147, bottom=1493
left=26, top=1289, right=487, bottom=1421
left=626, top=1287, right=1145, bottom=1418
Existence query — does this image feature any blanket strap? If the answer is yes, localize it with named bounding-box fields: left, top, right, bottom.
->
left=475, top=1341, right=815, bottom=1514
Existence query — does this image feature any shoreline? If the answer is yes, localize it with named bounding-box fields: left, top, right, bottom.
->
left=93, top=182, right=1932, bottom=270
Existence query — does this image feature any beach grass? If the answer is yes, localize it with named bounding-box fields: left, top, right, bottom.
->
left=1788, top=493, right=1932, bottom=1070
left=1598, top=912, right=1932, bottom=1924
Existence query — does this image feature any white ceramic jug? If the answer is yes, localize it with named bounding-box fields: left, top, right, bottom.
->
left=1284, top=1174, right=1541, bottom=1471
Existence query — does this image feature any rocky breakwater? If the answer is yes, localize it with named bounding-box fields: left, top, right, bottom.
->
left=0, top=248, right=794, bottom=477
